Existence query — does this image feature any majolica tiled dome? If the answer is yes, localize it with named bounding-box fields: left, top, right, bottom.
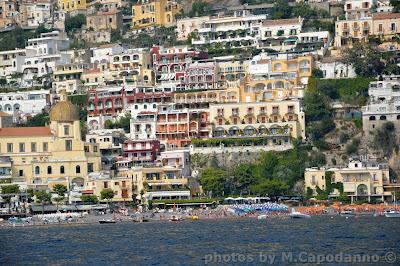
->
left=50, top=99, right=79, bottom=122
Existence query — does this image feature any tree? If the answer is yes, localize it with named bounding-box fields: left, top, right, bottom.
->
left=35, top=190, right=52, bottom=214
left=250, top=179, right=289, bottom=196
left=391, top=0, right=400, bottom=12
left=1, top=185, right=20, bottom=213
left=65, top=14, right=86, bottom=34
left=272, top=0, right=292, bottom=19
left=232, top=164, right=258, bottom=195
left=189, top=0, right=212, bottom=17
left=100, top=188, right=115, bottom=210
left=341, top=43, right=384, bottom=77
left=53, top=184, right=67, bottom=211
left=80, top=194, right=98, bottom=204
left=199, top=168, right=227, bottom=197
left=24, top=111, right=49, bottom=127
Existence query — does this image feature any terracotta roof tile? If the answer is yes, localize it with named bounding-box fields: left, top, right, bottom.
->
left=0, top=111, right=12, bottom=117
left=0, top=127, right=51, bottom=137
left=262, top=18, right=301, bottom=26
left=373, top=12, right=400, bottom=20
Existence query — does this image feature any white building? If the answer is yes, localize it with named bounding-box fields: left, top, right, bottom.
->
left=86, top=128, right=124, bottom=155
left=0, top=49, right=26, bottom=77
left=192, top=11, right=268, bottom=48
left=130, top=102, right=159, bottom=140
left=344, top=0, right=374, bottom=20
left=21, top=31, right=71, bottom=88
left=176, top=16, right=210, bottom=41
left=24, top=1, right=52, bottom=27
left=362, top=75, right=400, bottom=133
left=318, top=57, right=357, bottom=79
left=0, top=90, right=50, bottom=122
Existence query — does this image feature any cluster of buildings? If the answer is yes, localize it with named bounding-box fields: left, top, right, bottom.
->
left=0, top=0, right=400, bottom=207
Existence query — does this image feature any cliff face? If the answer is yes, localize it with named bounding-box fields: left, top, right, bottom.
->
left=179, top=0, right=242, bottom=14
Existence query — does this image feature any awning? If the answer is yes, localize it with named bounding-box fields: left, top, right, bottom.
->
left=284, top=38, right=298, bottom=43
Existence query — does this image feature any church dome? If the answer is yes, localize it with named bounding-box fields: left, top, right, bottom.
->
left=49, top=100, right=79, bottom=122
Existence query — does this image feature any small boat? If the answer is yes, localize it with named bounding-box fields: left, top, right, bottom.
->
left=99, top=219, right=116, bottom=224
left=169, top=215, right=184, bottom=222
left=290, top=209, right=311, bottom=219
left=340, top=209, right=355, bottom=217
left=257, top=214, right=267, bottom=220
left=384, top=209, right=400, bottom=218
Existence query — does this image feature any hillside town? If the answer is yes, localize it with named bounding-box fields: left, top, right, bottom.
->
left=0, top=0, right=400, bottom=218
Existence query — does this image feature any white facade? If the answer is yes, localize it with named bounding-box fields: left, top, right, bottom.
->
left=160, top=149, right=191, bottom=177
left=0, top=90, right=50, bottom=121
left=344, top=0, right=374, bottom=19
left=318, top=58, right=357, bottom=79
left=129, top=102, right=158, bottom=140
left=90, top=44, right=124, bottom=65
left=176, top=16, right=210, bottom=41
left=0, top=49, right=26, bottom=77
left=25, top=2, right=52, bottom=27
left=362, top=75, right=400, bottom=133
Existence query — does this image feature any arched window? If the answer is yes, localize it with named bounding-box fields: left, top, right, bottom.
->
left=397, top=115, right=400, bottom=120
left=380, top=115, right=387, bottom=120
left=47, top=166, right=52, bottom=174
left=60, top=166, right=65, bottom=174
left=76, top=165, right=81, bottom=174
left=369, top=116, right=376, bottom=121
left=35, top=166, right=40, bottom=175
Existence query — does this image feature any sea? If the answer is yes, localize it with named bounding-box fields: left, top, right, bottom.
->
left=0, top=216, right=399, bottom=265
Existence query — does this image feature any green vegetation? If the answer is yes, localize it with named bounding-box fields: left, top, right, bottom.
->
left=188, top=0, right=213, bottom=17
left=65, top=14, right=86, bottom=35
left=391, top=0, right=400, bottom=12
left=341, top=43, right=385, bottom=77
left=199, top=144, right=319, bottom=197
left=372, top=122, right=397, bottom=157
left=69, top=94, right=88, bottom=107
left=0, top=25, right=53, bottom=51
left=105, top=113, right=131, bottom=132
left=23, top=111, right=50, bottom=127
left=308, top=77, right=373, bottom=105
left=345, top=138, right=360, bottom=156
left=1, top=185, right=20, bottom=213
left=35, top=190, right=52, bottom=214
left=80, top=194, right=99, bottom=204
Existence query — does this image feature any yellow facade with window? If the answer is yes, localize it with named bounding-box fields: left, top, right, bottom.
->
left=0, top=93, right=101, bottom=191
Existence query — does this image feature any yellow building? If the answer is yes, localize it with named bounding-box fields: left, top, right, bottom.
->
left=86, top=10, right=123, bottom=31
left=58, top=0, right=86, bottom=13
left=53, top=64, right=86, bottom=94
left=0, top=92, right=101, bottom=192
left=85, top=171, right=135, bottom=202
left=247, top=54, right=314, bottom=100
left=209, top=99, right=306, bottom=143
left=304, top=159, right=397, bottom=203
left=132, top=0, right=182, bottom=29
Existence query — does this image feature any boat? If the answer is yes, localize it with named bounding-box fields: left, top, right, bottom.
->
left=290, top=209, right=311, bottom=219
left=384, top=209, right=400, bottom=218
left=340, top=209, right=356, bottom=217
left=169, top=215, right=184, bottom=222
left=257, top=214, right=267, bottom=220
left=99, top=219, right=116, bottom=224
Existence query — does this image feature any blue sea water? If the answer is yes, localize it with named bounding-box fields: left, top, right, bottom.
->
left=0, top=216, right=399, bottom=265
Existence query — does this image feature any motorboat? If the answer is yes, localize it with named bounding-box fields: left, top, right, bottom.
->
left=169, top=215, right=184, bottom=222
left=339, top=209, right=356, bottom=217
left=290, top=209, right=311, bottom=219
left=384, top=209, right=400, bottom=218
left=257, top=214, right=267, bottom=220
left=99, top=219, right=116, bottom=224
